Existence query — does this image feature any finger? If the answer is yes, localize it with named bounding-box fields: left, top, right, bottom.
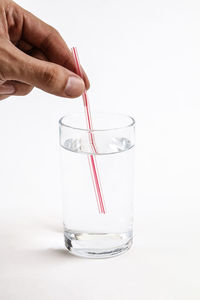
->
left=9, top=81, right=33, bottom=96
left=0, top=80, right=33, bottom=97
left=19, top=6, right=90, bottom=89
left=5, top=44, right=85, bottom=98
left=0, top=81, right=15, bottom=101
left=10, top=49, right=46, bottom=97
left=0, top=83, right=15, bottom=95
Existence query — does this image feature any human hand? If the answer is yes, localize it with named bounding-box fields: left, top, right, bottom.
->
left=0, top=0, right=90, bottom=101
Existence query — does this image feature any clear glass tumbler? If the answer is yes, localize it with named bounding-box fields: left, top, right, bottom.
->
left=59, top=112, right=135, bottom=258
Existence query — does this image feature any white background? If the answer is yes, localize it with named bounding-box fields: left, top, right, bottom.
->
left=0, top=0, right=200, bottom=299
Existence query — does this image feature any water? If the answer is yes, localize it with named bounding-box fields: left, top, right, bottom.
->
left=60, top=137, right=134, bottom=258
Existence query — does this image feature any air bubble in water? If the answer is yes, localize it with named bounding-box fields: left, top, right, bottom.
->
left=109, top=137, right=132, bottom=152
left=64, top=138, right=82, bottom=152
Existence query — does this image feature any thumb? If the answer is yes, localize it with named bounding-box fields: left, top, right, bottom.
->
left=6, top=45, right=85, bottom=98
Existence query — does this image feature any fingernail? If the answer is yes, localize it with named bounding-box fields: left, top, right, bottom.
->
left=0, top=84, right=15, bottom=95
left=65, top=76, right=85, bottom=97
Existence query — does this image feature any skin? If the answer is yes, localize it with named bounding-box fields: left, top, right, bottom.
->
left=0, top=0, right=90, bottom=101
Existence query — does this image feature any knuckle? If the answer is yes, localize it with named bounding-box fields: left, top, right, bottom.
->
left=51, top=27, right=60, bottom=36
left=40, top=27, right=60, bottom=51
left=47, top=26, right=60, bottom=37
left=40, top=65, right=58, bottom=86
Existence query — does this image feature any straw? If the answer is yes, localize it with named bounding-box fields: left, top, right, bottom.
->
left=71, top=47, right=106, bottom=214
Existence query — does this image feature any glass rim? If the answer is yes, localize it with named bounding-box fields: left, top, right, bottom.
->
left=59, top=112, right=135, bottom=132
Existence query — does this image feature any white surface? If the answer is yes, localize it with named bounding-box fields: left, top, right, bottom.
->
left=0, top=0, right=200, bottom=299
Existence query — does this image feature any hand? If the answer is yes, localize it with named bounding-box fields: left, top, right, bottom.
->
left=0, top=0, right=90, bottom=101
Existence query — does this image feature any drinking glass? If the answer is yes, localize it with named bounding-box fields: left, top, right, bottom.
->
left=59, top=112, right=135, bottom=258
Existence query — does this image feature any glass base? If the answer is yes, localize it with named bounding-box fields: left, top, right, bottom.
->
left=64, top=229, right=133, bottom=259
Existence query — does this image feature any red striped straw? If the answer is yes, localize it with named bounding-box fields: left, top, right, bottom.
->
left=71, top=47, right=106, bottom=214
